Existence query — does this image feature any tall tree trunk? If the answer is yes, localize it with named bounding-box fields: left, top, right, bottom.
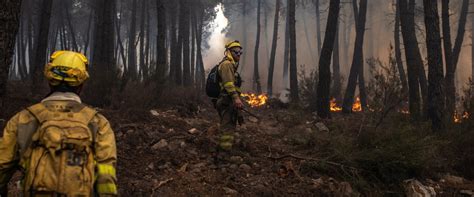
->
left=191, top=9, right=196, bottom=86
left=195, top=8, right=205, bottom=91
left=399, top=0, right=423, bottom=120
left=315, top=0, right=322, bottom=56
left=443, top=0, right=469, bottom=122
left=342, top=0, right=367, bottom=113
left=239, top=1, right=248, bottom=73
left=423, top=0, right=445, bottom=132
left=86, top=0, right=116, bottom=106
left=254, top=0, right=262, bottom=94
left=317, top=0, right=340, bottom=118
left=156, top=0, right=167, bottom=83
left=288, top=0, right=298, bottom=102
left=395, top=0, right=408, bottom=95
left=282, top=6, right=290, bottom=91
left=174, top=0, right=184, bottom=85
left=267, top=0, right=280, bottom=96
left=139, top=0, right=146, bottom=80
left=84, top=8, right=93, bottom=55
left=0, top=0, right=22, bottom=99
left=472, top=10, right=474, bottom=91
left=127, top=0, right=138, bottom=82
left=31, top=0, right=53, bottom=96
left=64, top=0, right=78, bottom=51
left=144, top=1, right=150, bottom=81
left=332, top=17, right=341, bottom=100
left=181, top=0, right=191, bottom=86
left=169, top=1, right=178, bottom=83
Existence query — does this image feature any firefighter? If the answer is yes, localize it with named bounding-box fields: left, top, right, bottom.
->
left=0, top=51, right=117, bottom=196
left=216, top=40, right=244, bottom=153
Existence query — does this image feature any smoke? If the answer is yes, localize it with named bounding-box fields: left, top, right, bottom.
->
left=203, top=4, right=230, bottom=70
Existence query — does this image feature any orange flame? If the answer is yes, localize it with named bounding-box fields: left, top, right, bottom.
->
left=330, top=97, right=362, bottom=112
left=241, top=93, right=268, bottom=107
left=352, top=97, right=362, bottom=112
left=454, top=111, right=470, bottom=123
left=330, top=98, right=342, bottom=112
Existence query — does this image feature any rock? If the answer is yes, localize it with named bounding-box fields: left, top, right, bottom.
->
left=152, top=139, right=168, bottom=150
left=147, top=163, right=154, bottom=170
left=223, top=187, right=238, bottom=194
left=188, top=128, right=199, bottom=134
left=404, top=179, right=436, bottom=197
left=116, top=131, right=124, bottom=138
left=229, top=156, right=244, bottom=164
left=239, top=164, right=251, bottom=171
left=315, top=122, right=329, bottom=132
left=193, top=162, right=206, bottom=169
left=305, top=127, right=314, bottom=134
left=230, top=164, right=238, bottom=169
left=441, top=174, right=466, bottom=185
left=126, top=129, right=134, bottom=134
left=150, top=110, right=160, bottom=116
left=249, top=116, right=259, bottom=123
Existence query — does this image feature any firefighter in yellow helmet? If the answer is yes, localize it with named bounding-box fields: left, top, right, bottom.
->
left=0, top=51, right=117, bottom=196
left=215, top=40, right=244, bottom=156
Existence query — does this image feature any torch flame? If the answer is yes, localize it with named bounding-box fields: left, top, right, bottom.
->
left=241, top=93, right=268, bottom=107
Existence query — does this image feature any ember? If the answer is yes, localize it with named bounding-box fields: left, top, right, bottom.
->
left=241, top=93, right=268, bottom=107
left=329, top=97, right=362, bottom=112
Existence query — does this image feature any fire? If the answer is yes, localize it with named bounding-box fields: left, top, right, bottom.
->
left=330, top=98, right=342, bottom=112
left=241, top=93, right=268, bottom=107
left=454, top=111, right=470, bottom=123
left=329, top=97, right=362, bottom=112
left=352, top=97, right=362, bottom=112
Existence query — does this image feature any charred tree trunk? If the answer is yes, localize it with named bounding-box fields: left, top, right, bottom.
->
left=127, top=0, right=138, bottom=82
left=0, top=0, right=22, bottom=99
left=86, top=0, right=116, bottom=106
left=139, top=0, right=147, bottom=80
left=267, top=0, right=280, bottom=96
left=254, top=0, right=262, bottom=94
left=443, top=0, right=469, bottom=122
left=174, top=0, right=184, bottom=86
left=169, top=1, right=178, bottom=84
left=423, top=0, right=445, bottom=132
left=288, top=0, right=298, bottom=102
left=195, top=8, right=205, bottom=91
left=31, top=0, right=53, bottom=96
left=64, top=0, right=78, bottom=52
left=282, top=6, right=290, bottom=91
left=181, top=0, right=191, bottom=86
left=156, top=0, right=167, bottom=83
left=317, top=0, right=340, bottom=118
left=399, top=0, right=423, bottom=120
left=191, top=9, right=196, bottom=86
left=342, top=0, right=367, bottom=113
left=395, top=0, right=408, bottom=95
left=332, top=17, right=341, bottom=100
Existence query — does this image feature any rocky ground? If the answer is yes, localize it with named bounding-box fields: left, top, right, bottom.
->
left=2, top=94, right=474, bottom=196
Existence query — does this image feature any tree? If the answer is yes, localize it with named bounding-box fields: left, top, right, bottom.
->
left=316, top=0, right=340, bottom=118
left=31, top=0, right=53, bottom=97
left=423, top=0, right=445, bottom=132
left=253, top=0, right=262, bottom=94
left=156, top=0, right=167, bottom=83
left=399, top=0, right=424, bottom=120
left=267, top=0, right=281, bottom=96
left=0, top=0, right=22, bottom=99
left=288, top=0, right=298, bottom=102
left=85, top=0, right=117, bottom=106
left=442, top=0, right=469, bottom=122
left=331, top=17, right=341, bottom=100
left=394, top=0, right=408, bottom=94
left=181, top=0, right=191, bottom=86
left=314, top=0, right=322, bottom=56
left=342, top=0, right=367, bottom=113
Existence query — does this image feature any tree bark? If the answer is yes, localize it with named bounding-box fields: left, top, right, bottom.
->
left=282, top=6, right=290, bottom=91
left=288, top=0, right=298, bottom=102
left=317, top=0, right=340, bottom=118
left=139, top=0, right=147, bottom=80
left=342, top=0, right=367, bottom=113
left=395, top=0, right=408, bottom=95
left=64, top=0, right=78, bottom=52
left=254, top=0, right=262, bottom=94
left=443, top=0, right=469, bottom=122
left=399, top=0, right=423, bottom=120
left=127, top=0, right=138, bottom=82
left=31, top=0, right=53, bottom=96
left=0, top=0, right=22, bottom=98
left=423, top=0, right=445, bottom=132
left=85, top=0, right=116, bottom=106
left=267, top=0, right=280, bottom=96
left=180, top=0, right=191, bottom=86
left=331, top=17, right=341, bottom=101
left=156, top=0, right=167, bottom=83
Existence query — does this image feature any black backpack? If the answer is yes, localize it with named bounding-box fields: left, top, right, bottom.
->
left=206, top=64, right=221, bottom=98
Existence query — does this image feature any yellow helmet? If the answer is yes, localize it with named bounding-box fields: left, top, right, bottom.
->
left=225, top=40, right=242, bottom=50
left=44, top=50, right=89, bottom=86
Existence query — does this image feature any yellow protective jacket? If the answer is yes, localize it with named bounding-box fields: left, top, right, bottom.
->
left=0, top=92, right=117, bottom=196
left=218, top=56, right=241, bottom=100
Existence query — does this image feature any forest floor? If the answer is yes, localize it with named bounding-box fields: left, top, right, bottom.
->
left=2, top=85, right=474, bottom=196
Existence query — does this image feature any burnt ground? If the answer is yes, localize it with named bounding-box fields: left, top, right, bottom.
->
left=2, top=90, right=474, bottom=196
